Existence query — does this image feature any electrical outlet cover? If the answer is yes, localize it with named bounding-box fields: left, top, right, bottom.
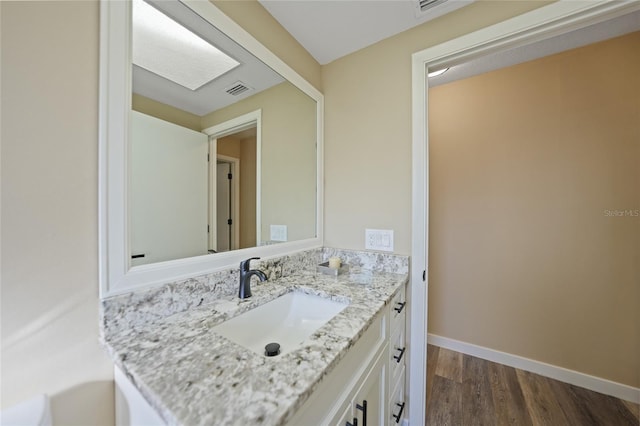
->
left=270, top=224, right=287, bottom=242
left=365, top=229, right=394, bottom=252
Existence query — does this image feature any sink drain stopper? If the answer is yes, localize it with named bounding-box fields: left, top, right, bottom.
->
left=265, top=342, right=281, bottom=357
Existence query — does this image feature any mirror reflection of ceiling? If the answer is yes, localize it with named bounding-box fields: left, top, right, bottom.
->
left=132, top=0, right=240, bottom=90
left=132, top=0, right=285, bottom=116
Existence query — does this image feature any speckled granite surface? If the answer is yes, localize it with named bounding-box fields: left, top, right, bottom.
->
left=101, top=249, right=325, bottom=336
left=101, top=249, right=409, bottom=426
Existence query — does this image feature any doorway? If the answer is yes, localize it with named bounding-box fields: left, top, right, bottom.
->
left=203, top=110, right=261, bottom=253
left=411, top=2, right=640, bottom=424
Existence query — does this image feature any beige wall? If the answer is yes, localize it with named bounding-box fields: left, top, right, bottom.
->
left=240, top=137, right=258, bottom=249
left=217, top=135, right=242, bottom=159
left=1, top=1, right=114, bottom=424
left=322, top=1, right=550, bottom=254
left=428, top=33, right=640, bottom=387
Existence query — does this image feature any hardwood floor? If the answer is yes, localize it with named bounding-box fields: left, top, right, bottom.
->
left=425, top=345, right=640, bottom=426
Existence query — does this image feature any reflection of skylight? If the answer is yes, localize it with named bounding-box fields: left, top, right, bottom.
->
left=132, top=0, right=240, bottom=91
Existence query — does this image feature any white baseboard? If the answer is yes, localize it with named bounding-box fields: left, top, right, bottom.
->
left=427, top=334, right=640, bottom=404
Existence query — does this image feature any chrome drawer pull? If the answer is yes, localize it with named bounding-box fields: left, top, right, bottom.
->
left=393, top=347, right=406, bottom=363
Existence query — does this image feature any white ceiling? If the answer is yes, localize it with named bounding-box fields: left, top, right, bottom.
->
left=259, top=0, right=640, bottom=83
left=258, top=0, right=474, bottom=65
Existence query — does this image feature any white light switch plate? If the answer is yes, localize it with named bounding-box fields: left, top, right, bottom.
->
left=365, top=229, right=394, bottom=252
left=270, top=224, right=287, bottom=242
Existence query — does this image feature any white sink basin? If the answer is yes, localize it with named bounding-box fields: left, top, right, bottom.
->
left=213, top=292, right=348, bottom=356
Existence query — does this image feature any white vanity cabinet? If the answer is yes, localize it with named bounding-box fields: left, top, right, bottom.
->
left=289, top=305, right=388, bottom=425
left=289, top=282, right=408, bottom=426
left=334, top=350, right=387, bottom=426
left=388, top=284, right=407, bottom=425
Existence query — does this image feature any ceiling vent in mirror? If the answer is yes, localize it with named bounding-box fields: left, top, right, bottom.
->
left=225, top=81, right=252, bottom=96
left=418, top=0, right=448, bottom=13
left=414, top=0, right=472, bottom=19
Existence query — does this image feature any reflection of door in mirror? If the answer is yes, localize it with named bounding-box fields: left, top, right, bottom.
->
left=130, top=110, right=258, bottom=263
left=216, top=128, right=257, bottom=251
left=130, top=111, right=209, bottom=266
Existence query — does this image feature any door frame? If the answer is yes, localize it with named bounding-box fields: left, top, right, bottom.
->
left=203, top=109, right=262, bottom=247
left=410, top=1, right=640, bottom=423
left=216, top=155, right=241, bottom=251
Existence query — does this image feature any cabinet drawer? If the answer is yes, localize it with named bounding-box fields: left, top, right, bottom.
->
left=389, top=285, right=406, bottom=337
left=389, top=320, right=406, bottom=386
left=388, top=366, right=406, bottom=426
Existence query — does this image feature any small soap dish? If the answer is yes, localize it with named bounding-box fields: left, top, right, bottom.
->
left=317, top=261, right=349, bottom=276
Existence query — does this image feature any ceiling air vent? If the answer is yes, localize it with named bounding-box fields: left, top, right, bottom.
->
left=415, top=0, right=472, bottom=19
left=418, top=0, right=448, bottom=12
left=225, top=81, right=252, bottom=96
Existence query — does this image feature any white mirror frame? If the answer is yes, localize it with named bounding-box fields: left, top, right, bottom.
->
left=99, top=0, right=324, bottom=298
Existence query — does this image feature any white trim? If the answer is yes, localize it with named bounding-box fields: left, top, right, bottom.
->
left=408, top=38, right=428, bottom=426
left=208, top=138, right=218, bottom=251
left=99, top=1, right=324, bottom=298
left=428, top=334, right=640, bottom=404
left=201, top=109, right=261, bottom=138
left=411, top=0, right=640, bottom=423
left=420, top=0, right=640, bottom=71
left=100, top=0, right=133, bottom=299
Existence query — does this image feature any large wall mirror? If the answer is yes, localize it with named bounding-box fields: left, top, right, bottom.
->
left=99, top=0, right=324, bottom=298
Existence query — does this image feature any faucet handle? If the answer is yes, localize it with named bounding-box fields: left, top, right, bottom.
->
left=240, top=257, right=261, bottom=271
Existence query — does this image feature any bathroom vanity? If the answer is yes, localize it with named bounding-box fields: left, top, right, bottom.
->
left=289, top=279, right=408, bottom=426
left=98, top=1, right=421, bottom=424
left=101, top=250, right=409, bottom=425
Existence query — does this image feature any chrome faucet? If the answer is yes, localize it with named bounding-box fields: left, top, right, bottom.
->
left=239, top=257, right=267, bottom=299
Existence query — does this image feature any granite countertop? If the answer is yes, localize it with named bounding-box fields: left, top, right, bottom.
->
left=103, top=267, right=408, bottom=426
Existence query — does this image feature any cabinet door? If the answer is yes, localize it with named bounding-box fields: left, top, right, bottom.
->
left=353, top=352, right=386, bottom=426
left=115, top=366, right=166, bottom=426
left=334, top=404, right=353, bottom=426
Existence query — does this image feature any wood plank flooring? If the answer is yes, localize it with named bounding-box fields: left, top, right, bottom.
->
left=425, top=345, right=639, bottom=426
